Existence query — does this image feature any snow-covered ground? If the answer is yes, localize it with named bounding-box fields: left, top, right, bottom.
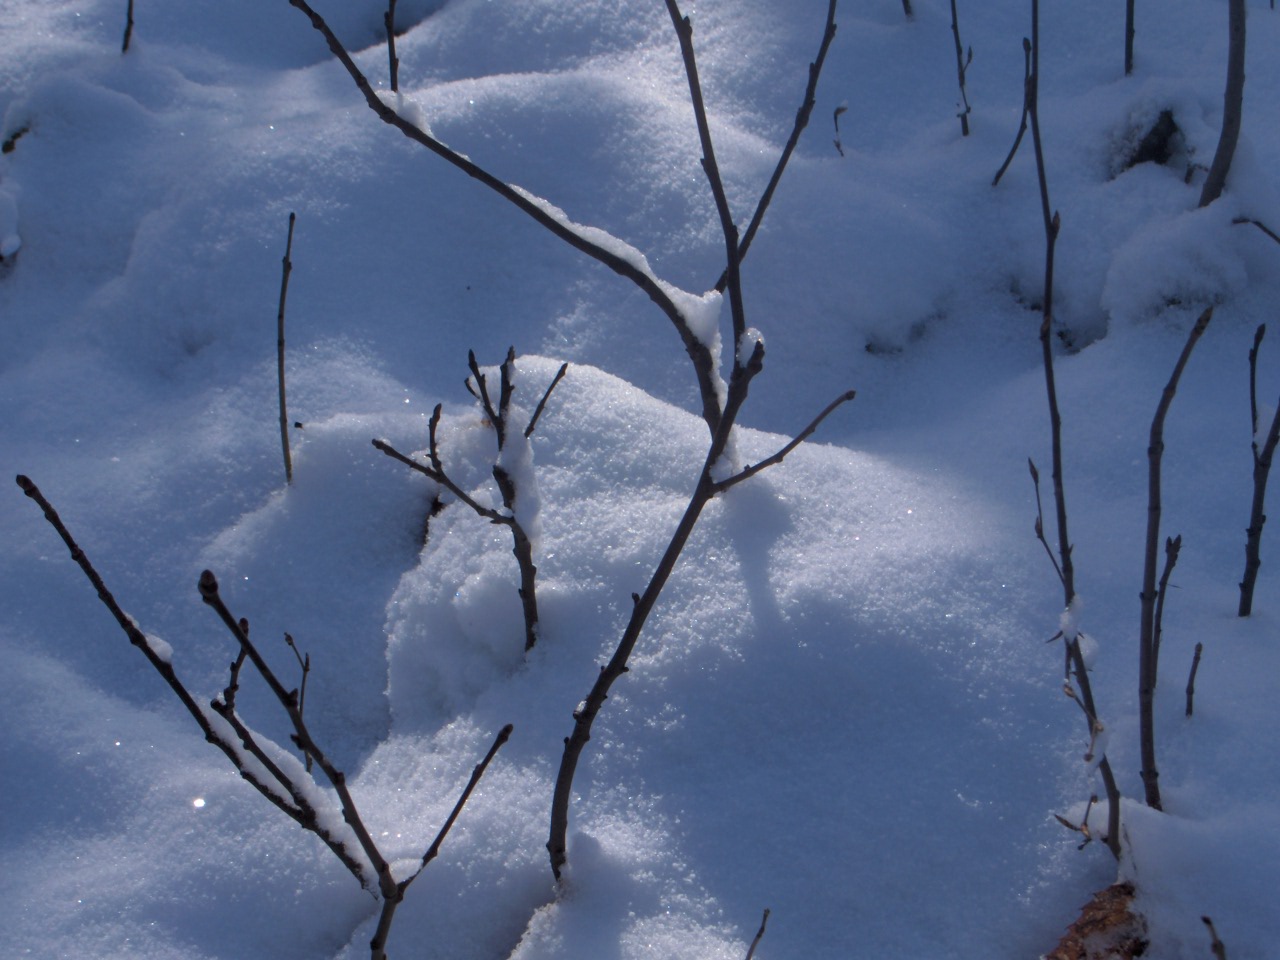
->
left=3, top=1, right=1278, bottom=957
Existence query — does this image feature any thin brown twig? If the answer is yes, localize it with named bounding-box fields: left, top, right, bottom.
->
left=384, top=0, right=400, bottom=93
left=1185, top=642, right=1204, bottom=717
left=1199, top=0, right=1246, bottom=207
left=664, top=1, right=747, bottom=350
left=122, top=0, right=135, bottom=53
left=1024, top=0, right=1122, bottom=856
left=525, top=363, right=568, bottom=438
left=1240, top=324, right=1280, bottom=616
left=1151, top=534, right=1181, bottom=685
left=1233, top=217, right=1280, bottom=247
left=277, top=212, right=296, bottom=485
left=744, top=908, right=771, bottom=960
left=713, top=389, right=856, bottom=493
left=1202, top=916, right=1228, bottom=960
left=992, top=39, right=1031, bottom=186
left=713, top=0, right=838, bottom=293
left=1138, top=307, right=1212, bottom=811
left=284, top=0, right=723, bottom=435
left=949, top=0, right=973, bottom=137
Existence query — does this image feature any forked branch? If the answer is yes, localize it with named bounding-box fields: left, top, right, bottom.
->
left=1138, top=307, right=1212, bottom=811
left=1239, top=322, right=1280, bottom=616
left=284, top=0, right=723, bottom=434
left=1024, top=0, right=1121, bottom=855
left=375, top=351, right=564, bottom=652
left=17, top=474, right=511, bottom=960
left=713, top=0, right=839, bottom=293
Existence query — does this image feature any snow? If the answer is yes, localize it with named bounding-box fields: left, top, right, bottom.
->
left=3, top=1, right=1280, bottom=959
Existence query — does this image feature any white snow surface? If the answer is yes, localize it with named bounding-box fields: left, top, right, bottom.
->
left=3, top=1, right=1280, bottom=959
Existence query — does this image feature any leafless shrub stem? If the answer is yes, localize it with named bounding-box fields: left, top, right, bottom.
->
left=384, top=0, right=400, bottom=93
left=545, top=0, right=850, bottom=881
left=1199, top=0, right=1246, bottom=208
left=285, top=0, right=724, bottom=434
left=744, top=908, right=771, bottom=960
left=1139, top=307, right=1212, bottom=811
left=1125, top=1, right=1135, bottom=76
left=1202, top=916, right=1228, bottom=960
left=16, top=475, right=511, bottom=960
left=992, top=39, right=1031, bottom=186
left=122, top=0, right=135, bottom=53
left=1025, top=0, right=1121, bottom=857
left=1185, top=642, right=1204, bottom=717
left=949, top=0, right=973, bottom=136
left=1239, top=323, right=1280, bottom=616
left=277, top=212, right=296, bottom=485
left=374, top=351, right=564, bottom=653
left=713, top=0, right=838, bottom=293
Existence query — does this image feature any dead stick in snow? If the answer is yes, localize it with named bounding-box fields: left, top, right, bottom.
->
left=277, top=212, right=296, bottom=485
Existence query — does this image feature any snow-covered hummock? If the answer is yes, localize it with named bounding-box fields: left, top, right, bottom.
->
left=3, top=2, right=1280, bottom=960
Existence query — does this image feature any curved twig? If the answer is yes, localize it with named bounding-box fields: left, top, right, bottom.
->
left=285, top=0, right=723, bottom=433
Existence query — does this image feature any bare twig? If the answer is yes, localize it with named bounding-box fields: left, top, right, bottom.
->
left=949, top=0, right=973, bottom=136
left=1202, top=916, right=1228, bottom=960
left=16, top=475, right=376, bottom=886
left=992, top=39, right=1031, bottom=186
left=1029, top=459, right=1066, bottom=588
left=525, top=362, right=569, bottom=438
left=744, top=908, right=771, bottom=960
left=1025, top=0, right=1122, bottom=856
left=1139, top=307, right=1212, bottom=811
left=901, top=0, right=914, bottom=20
left=713, top=389, right=856, bottom=493
left=277, top=212, right=296, bottom=485
left=1240, top=324, right=1280, bottom=616
left=1199, top=0, right=1246, bottom=208
left=284, top=632, right=313, bottom=772
left=122, top=0, right=135, bottom=54
left=375, top=351, right=558, bottom=652
left=1125, top=0, right=1135, bottom=76
left=1054, top=794, right=1098, bottom=850
left=665, top=2, right=746, bottom=349
left=1185, top=642, right=1204, bottom=717
left=384, top=0, right=400, bottom=93
left=713, top=0, right=839, bottom=293
left=1233, top=217, right=1280, bottom=247
left=368, top=723, right=513, bottom=959
left=833, top=104, right=848, bottom=157
left=1152, top=534, right=1181, bottom=684
left=284, top=0, right=723, bottom=435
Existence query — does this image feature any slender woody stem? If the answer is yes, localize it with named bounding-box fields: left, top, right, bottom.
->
left=285, top=0, right=723, bottom=434
left=1138, top=307, right=1212, bottom=811
left=992, top=39, right=1031, bottom=187
left=1025, top=3, right=1122, bottom=853
left=949, top=0, right=972, bottom=137
left=277, top=212, right=296, bottom=485
left=1199, top=0, right=1246, bottom=208
left=713, top=1, right=838, bottom=293
left=664, top=1, right=747, bottom=350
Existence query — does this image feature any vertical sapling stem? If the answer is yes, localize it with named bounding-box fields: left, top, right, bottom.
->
left=1026, top=0, right=1121, bottom=857
left=1185, top=642, right=1204, bottom=717
left=277, top=212, right=296, bottom=485
left=122, top=0, right=135, bottom=53
left=385, top=0, right=400, bottom=93
left=1239, top=323, right=1280, bottom=616
left=1125, top=0, right=1135, bottom=76
left=992, top=39, right=1031, bottom=186
left=284, top=632, right=313, bottom=772
left=1138, top=307, right=1212, bottom=812
left=744, top=908, right=771, bottom=960
left=949, top=0, right=973, bottom=136
left=1199, top=0, right=1246, bottom=208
